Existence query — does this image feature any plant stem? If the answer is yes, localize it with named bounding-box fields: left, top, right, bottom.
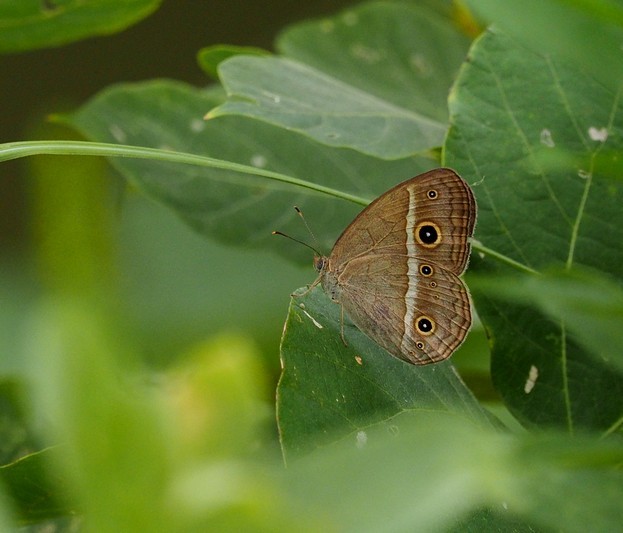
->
left=0, top=140, right=370, bottom=205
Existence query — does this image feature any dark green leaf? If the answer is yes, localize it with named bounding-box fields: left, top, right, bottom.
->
left=66, top=79, right=435, bottom=263
left=197, top=44, right=270, bottom=80
left=468, top=266, right=623, bottom=434
left=0, top=381, right=32, bottom=465
left=276, top=287, right=497, bottom=460
left=444, top=30, right=623, bottom=431
left=472, top=268, right=623, bottom=374
left=0, top=0, right=161, bottom=53
left=466, top=0, right=623, bottom=94
left=0, top=448, right=72, bottom=524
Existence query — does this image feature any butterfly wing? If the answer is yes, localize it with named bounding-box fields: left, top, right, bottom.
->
left=333, top=254, right=472, bottom=365
left=321, top=168, right=476, bottom=365
left=329, top=168, right=476, bottom=275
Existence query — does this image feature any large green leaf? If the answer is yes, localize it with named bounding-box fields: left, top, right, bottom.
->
left=444, top=30, right=623, bottom=432
left=276, top=1, right=470, bottom=124
left=209, top=2, right=470, bottom=159
left=287, top=414, right=623, bottom=532
left=0, top=0, right=161, bottom=53
left=66, top=79, right=435, bottom=263
left=466, top=0, right=623, bottom=94
left=210, top=55, right=447, bottom=159
left=276, top=286, right=496, bottom=460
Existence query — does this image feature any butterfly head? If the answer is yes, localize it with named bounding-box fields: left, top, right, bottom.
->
left=313, top=255, right=329, bottom=274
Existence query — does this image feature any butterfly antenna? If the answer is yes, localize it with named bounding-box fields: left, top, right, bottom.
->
left=271, top=206, right=323, bottom=256
left=294, top=206, right=322, bottom=252
left=272, top=231, right=322, bottom=256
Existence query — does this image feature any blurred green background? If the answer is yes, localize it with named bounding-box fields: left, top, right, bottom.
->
left=0, top=0, right=355, bottom=380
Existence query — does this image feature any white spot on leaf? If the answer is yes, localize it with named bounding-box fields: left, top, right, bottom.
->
left=350, top=43, right=382, bottom=63
left=410, top=53, right=432, bottom=77
left=109, top=124, right=127, bottom=143
left=250, top=154, right=267, bottom=168
left=524, top=365, right=538, bottom=393
left=578, top=169, right=591, bottom=179
left=263, top=92, right=281, bottom=104
left=190, top=118, right=205, bottom=132
left=355, top=430, right=368, bottom=449
left=588, top=126, right=608, bottom=142
left=540, top=129, right=555, bottom=148
left=301, top=309, right=323, bottom=329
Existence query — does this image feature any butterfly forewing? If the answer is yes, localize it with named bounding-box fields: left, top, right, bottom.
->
left=404, top=168, right=476, bottom=274
left=329, top=168, right=475, bottom=274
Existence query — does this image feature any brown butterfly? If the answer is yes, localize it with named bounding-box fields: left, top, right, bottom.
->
left=313, top=168, right=476, bottom=365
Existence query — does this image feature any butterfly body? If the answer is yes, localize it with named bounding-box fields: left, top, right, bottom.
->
left=314, top=168, right=476, bottom=365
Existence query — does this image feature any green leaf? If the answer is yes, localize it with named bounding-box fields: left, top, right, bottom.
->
left=0, top=381, right=34, bottom=465
left=473, top=268, right=623, bottom=375
left=209, top=2, right=470, bottom=159
left=276, top=287, right=497, bottom=460
left=286, top=414, right=623, bottom=532
left=65, top=79, right=436, bottom=263
left=469, top=267, right=623, bottom=436
left=0, top=489, right=13, bottom=531
left=466, top=0, right=623, bottom=94
left=444, top=30, right=623, bottom=431
left=0, top=449, right=71, bottom=524
left=276, top=1, right=470, bottom=124
left=209, top=55, right=446, bottom=160
left=197, top=44, right=270, bottom=80
left=0, top=0, right=161, bottom=53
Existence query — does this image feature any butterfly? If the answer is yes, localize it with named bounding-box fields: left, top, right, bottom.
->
left=313, top=168, right=476, bottom=365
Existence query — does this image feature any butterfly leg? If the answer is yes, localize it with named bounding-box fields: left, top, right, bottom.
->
left=292, top=275, right=322, bottom=298
left=339, top=304, right=349, bottom=347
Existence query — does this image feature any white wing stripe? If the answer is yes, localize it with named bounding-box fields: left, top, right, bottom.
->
left=401, top=186, right=418, bottom=352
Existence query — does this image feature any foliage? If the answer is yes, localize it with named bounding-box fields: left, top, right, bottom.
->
left=0, top=0, right=161, bottom=53
left=1, top=0, right=622, bottom=531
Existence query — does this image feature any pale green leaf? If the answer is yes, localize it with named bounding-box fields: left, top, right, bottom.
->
left=276, top=1, right=470, bottom=124
left=209, top=55, right=446, bottom=160
left=287, top=414, right=623, bottom=532
left=209, top=2, right=470, bottom=159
